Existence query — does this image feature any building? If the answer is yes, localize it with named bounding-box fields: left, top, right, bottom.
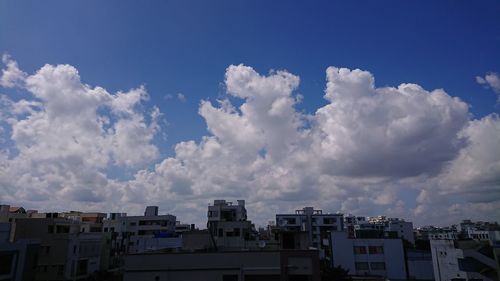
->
left=330, top=231, right=407, bottom=281
left=406, top=249, right=435, bottom=281
left=13, top=216, right=104, bottom=280
left=0, top=222, right=39, bottom=281
left=430, top=239, right=500, bottom=281
left=207, top=200, right=257, bottom=250
left=103, top=206, right=177, bottom=254
left=123, top=250, right=320, bottom=281
left=276, top=207, right=343, bottom=258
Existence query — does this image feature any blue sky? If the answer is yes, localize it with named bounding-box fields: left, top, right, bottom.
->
left=2, top=1, right=499, bottom=152
left=0, top=1, right=499, bottom=225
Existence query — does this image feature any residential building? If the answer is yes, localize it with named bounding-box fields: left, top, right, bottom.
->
left=13, top=216, right=103, bottom=280
left=207, top=200, right=257, bottom=250
left=430, top=239, right=500, bottom=281
left=103, top=206, right=178, bottom=254
left=330, top=231, right=407, bottom=281
left=0, top=222, right=39, bottom=281
left=276, top=207, right=343, bottom=258
left=123, top=250, right=320, bottom=281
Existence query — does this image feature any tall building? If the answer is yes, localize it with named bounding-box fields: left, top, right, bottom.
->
left=207, top=200, right=257, bottom=250
left=430, top=239, right=500, bottom=281
left=330, top=231, right=407, bottom=280
left=276, top=207, right=343, bottom=258
left=13, top=215, right=103, bottom=280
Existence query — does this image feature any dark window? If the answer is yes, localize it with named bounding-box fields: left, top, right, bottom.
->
left=323, top=217, right=337, bottom=224
left=0, top=252, right=14, bottom=274
left=48, top=225, right=54, bottom=233
left=56, top=225, right=70, bottom=233
left=286, top=218, right=296, bottom=224
left=353, top=246, right=367, bottom=254
left=368, top=246, right=384, bottom=254
left=57, top=265, right=64, bottom=276
left=76, top=260, right=88, bottom=276
left=355, top=262, right=369, bottom=270
left=370, top=262, right=386, bottom=270
left=218, top=228, right=223, bottom=237
left=223, top=275, right=238, bottom=281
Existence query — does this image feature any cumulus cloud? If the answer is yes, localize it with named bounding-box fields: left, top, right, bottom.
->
left=0, top=54, right=27, bottom=88
left=476, top=72, right=500, bottom=99
left=0, top=59, right=160, bottom=211
left=0, top=58, right=498, bottom=227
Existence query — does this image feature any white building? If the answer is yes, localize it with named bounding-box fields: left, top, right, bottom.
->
left=103, top=206, right=177, bottom=254
left=207, top=200, right=257, bottom=250
left=276, top=207, right=343, bottom=257
left=330, top=231, right=407, bottom=280
left=430, top=239, right=500, bottom=281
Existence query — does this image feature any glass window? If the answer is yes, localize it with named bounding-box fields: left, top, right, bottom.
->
left=353, top=246, right=367, bottom=254
left=368, top=246, right=384, bottom=254
left=355, top=262, right=369, bottom=270
left=370, top=262, right=386, bottom=270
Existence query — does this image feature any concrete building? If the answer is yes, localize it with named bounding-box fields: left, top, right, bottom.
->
left=358, top=216, right=415, bottom=245
left=430, top=239, right=500, bottom=281
left=13, top=216, right=103, bottom=280
left=123, top=250, right=320, bottom=281
left=330, top=231, right=407, bottom=281
left=103, top=206, right=178, bottom=254
left=0, top=222, right=39, bottom=281
left=276, top=207, right=343, bottom=258
left=207, top=200, right=258, bottom=250
left=406, top=249, right=435, bottom=281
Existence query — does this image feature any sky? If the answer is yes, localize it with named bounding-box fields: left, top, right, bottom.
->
left=0, top=1, right=499, bottom=227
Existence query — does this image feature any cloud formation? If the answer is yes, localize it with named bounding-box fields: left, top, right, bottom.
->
left=476, top=72, right=500, bottom=100
left=1, top=58, right=499, bottom=226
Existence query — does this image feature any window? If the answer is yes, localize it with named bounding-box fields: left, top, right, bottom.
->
left=76, top=260, right=88, bottom=276
left=353, top=246, right=367, bottom=254
left=130, top=222, right=137, bottom=226
left=48, top=225, right=54, bottom=233
left=57, top=265, right=65, bottom=276
left=223, top=275, right=238, bottom=281
left=323, top=217, right=337, bottom=224
left=56, top=225, right=70, bottom=233
left=370, top=262, right=386, bottom=270
left=355, top=262, right=369, bottom=270
left=286, top=218, right=297, bottom=224
left=218, top=228, right=223, bottom=237
left=368, top=246, right=384, bottom=254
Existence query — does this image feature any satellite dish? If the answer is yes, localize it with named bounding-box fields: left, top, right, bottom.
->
left=258, top=241, right=266, bottom=248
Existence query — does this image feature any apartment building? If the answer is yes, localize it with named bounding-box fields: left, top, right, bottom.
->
left=0, top=222, right=39, bottom=281
left=207, top=200, right=257, bottom=250
left=13, top=216, right=103, bottom=281
left=330, top=231, right=407, bottom=280
left=276, top=207, right=343, bottom=259
left=103, top=206, right=179, bottom=254
left=430, top=239, right=500, bottom=281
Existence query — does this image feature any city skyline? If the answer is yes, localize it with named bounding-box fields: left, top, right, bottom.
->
left=1, top=1, right=499, bottom=229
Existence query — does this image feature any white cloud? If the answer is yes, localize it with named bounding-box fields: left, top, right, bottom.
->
left=0, top=54, right=27, bottom=88
left=177, top=93, right=186, bottom=102
left=0, top=60, right=160, bottom=211
left=476, top=72, right=500, bottom=98
left=0, top=58, right=498, bottom=227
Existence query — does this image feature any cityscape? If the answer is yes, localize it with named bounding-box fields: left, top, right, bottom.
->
left=1, top=200, right=499, bottom=280
left=1, top=1, right=500, bottom=281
